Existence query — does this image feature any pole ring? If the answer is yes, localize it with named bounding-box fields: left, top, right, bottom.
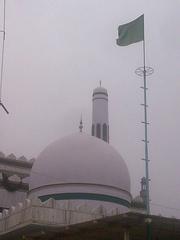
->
left=135, top=66, right=154, bottom=77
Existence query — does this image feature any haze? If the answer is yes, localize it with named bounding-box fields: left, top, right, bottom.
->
left=0, top=0, right=179, bottom=217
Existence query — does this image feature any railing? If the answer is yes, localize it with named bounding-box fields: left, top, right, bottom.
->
left=0, top=198, right=106, bottom=235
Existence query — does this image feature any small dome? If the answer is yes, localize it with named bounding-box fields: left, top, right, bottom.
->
left=7, top=153, right=16, bottom=160
left=93, top=87, right=108, bottom=96
left=18, top=156, right=27, bottom=161
left=133, top=195, right=144, bottom=204
left=131, top=195, right=146, bottom=210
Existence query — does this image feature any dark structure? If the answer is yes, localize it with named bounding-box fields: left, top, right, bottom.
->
left=1, top=212, right=180, bottom=240
left=0, top=154, right=33, bottom=211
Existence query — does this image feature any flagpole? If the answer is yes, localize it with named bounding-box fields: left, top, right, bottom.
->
left=116, top=14, right=153, bottom=216
left=134, top=17, right=153, bottom=240
left=135, top=21, right=153, bottom=216
left=142, top=37, right=150, bottom=215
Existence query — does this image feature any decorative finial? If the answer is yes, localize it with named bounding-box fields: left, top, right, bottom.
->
left=99, top=80, right=102, bottom=87
left=79, top=114, right=83, bottom=133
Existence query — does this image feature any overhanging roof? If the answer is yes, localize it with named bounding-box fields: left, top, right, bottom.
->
left=0, top=157, right=33, bottom=178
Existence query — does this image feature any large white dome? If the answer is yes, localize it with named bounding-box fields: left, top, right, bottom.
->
left=29, top=133, right=131, bottom=211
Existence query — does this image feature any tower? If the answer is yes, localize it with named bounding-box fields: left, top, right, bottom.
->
left=92, top=84, right=109, bottom=143
left=140, top=177, right=147, bottom=206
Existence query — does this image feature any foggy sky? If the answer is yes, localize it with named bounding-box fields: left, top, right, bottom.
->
left=0, top=0, right=180, bottom=217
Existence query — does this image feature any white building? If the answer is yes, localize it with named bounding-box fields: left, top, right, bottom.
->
left=0, top=85, right=144, bottom=239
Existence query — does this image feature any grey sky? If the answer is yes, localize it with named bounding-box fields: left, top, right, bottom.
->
left=0, top=0, right=180, bottom=217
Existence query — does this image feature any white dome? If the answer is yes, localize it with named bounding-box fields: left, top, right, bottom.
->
left=93, top=87, right=108, bottom=96
left=29, top=133, right=131, bottom=210
left=133, top=195, right=144, bottom=204
left=30, top=133, right=130, bottom=191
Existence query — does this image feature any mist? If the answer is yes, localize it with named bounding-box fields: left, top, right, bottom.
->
left=0, top=0, right=180, bottom=217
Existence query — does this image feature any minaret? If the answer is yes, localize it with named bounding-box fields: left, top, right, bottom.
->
left=92, top=83, right=109, bottom=143
left=79, top=115, right=83, bottom=133
left=140, top=177, right=147, bottom=205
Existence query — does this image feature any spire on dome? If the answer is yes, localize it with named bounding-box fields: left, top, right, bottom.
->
left=79, top=115, right=83, bottom=133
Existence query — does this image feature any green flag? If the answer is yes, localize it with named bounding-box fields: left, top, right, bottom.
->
left=117, top=15, right=144, bottom=46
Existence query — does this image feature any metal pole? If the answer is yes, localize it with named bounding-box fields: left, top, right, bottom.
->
left=0, top=0, right=5, bottom=98
left=147, top=222, right=151, bottom=240
left=142, top=38, right=150, bottom=215
left=145, top=217, right=152, bottom=240
left=134, top=15, right=153, bottom=240
left=3, top=0, right=6, bottom=34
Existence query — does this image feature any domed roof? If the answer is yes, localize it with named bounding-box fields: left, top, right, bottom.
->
left=133, top=195, right=144, bottom=204
left=93, top=87, right=108, bottom=96
left=30, top=133, right=130, bottom=192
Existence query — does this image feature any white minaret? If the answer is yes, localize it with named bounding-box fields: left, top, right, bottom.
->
left=92, top=83, right=109, bottom=143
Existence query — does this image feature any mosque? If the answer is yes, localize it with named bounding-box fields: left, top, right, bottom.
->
left=29, top=85, right=132, bottom=214
left=0, top=86, right=179, bottom=240
left=0, top=85, right=136, bottom=212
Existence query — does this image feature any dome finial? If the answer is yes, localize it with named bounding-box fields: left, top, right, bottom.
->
left=79, top=114, right=83, bottom=133
left=99, top=80, right=102, bottom=87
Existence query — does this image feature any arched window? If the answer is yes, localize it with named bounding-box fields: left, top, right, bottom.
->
left=103, top=123, right=107, bottom=142
left=92, top=124, right=95, bottom=136
left=96, top=123, right=101, bottom=138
